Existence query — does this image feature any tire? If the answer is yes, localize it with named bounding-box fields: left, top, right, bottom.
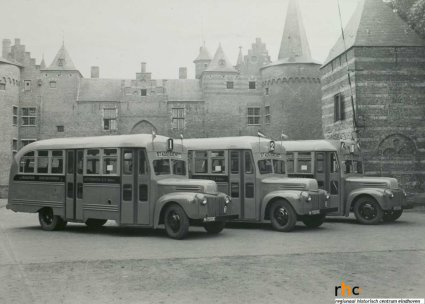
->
left=383, top=209, right=403, bottom=222
left=302, top=215, right=325, bottom=228
left=164, top=204, right=190, bottom=239
left=204, top=221, right=225, bottom=234
left=353, top=196, right=383, bottom=225
left=38, top=208, right=67, bottom=231
left=85, top=219, right=108, bottom=229
left=269, top=200, right=297, bottom=232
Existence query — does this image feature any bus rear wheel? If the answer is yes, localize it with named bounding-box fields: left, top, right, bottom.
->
left=269, top=200, right=296, bottom=232
left=164, top=204, right=189, bottom=239
left=203, top=221, right=225, bottom=234
left=353, top=197, right=383, bottom=225
left=302, top=215, right=325, bottom=228
left=38, top=208, right=67, bottom=231
left=85, top=219, right=108, bottom=229
left=383, top=209, right=403, bottom=222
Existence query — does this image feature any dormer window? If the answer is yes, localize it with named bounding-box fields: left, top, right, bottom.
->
left=58, top=58, right=65, bottom=67
left=219, top=59, right=226, bottom=66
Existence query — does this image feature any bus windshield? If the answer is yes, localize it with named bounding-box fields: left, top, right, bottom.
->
left=153, top=159, right=186, bottom=176
left=343, top=158, right=363, bottom=174
left=258, top=159, right=286, bottom=175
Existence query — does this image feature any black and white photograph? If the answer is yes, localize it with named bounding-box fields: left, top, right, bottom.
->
left=0, top=0, right=424, bottom=303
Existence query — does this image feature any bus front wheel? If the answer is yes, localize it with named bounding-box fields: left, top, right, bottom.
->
left=269, top=200, right=297, bottom=232
left=38, top=208, right=67, bottom=231
left=302, top=215, right=325, bottom=228
left=164, top=204, right=189, bottom=239
left=203, top=221, right=225, bottom=234
left=353, top=197, right=383, bottom=225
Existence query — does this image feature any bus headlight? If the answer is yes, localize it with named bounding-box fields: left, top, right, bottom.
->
left=384, top=189, right=394, bottom=198
left=196, top=194, right=208, bottom=205
left=402, top=189, right=407, bottom=197
left=300, top=191, right=312, bottom=202
left=326, top=193, right=330, bottom=201
left=225, top=195, right=231, bottom=205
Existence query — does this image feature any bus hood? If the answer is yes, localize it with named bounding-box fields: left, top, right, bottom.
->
left=157, top=178, right=218, bottom=194
left=346, top=176, right=399, bottom=189
left=261, top=177, right=318, bottom=191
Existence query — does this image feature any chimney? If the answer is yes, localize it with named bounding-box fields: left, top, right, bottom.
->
left=179, top=67, right=187, bottom=79
left=91, top=66, right=100, bottom=78
left=14, top=38, right=20, bottom=46
left=141, top=62, right=147, bottom=73
left=2, top=39, right=11, bottom=58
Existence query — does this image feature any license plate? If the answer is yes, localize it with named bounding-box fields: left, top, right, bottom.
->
left=310, top=210, right=320, bottom=215
left=393, top=206, right=402, bottom=210
left=203, top=217, right=216, bottom=222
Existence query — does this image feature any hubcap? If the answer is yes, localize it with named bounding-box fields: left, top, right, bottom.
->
left=359, top=202, right=377, bottom=220
left=42, top=209, right=53, bottom=225
left=274, top=207, right=289, bottom=226
left=168, top=211, right=181, bottom=232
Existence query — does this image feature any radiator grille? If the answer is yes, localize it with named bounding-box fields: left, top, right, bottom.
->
left=206, top=196, right=225, bottom=216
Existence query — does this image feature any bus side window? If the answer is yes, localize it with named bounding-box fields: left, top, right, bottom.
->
left=244, top=151, right=253, bottom=174
left=286, top=153, right=294, bottom=173
left=230, top=151, right=239, bottom=174
left=37, top=150, right=49, bottom=174
left=51, top=150, right=64, bottom=174
left=67, top=151, right=74, bottom=174
left=86, top=149, right=100, bottom=175
left=211, top=150, right=225, bottom=174
left=316, top=153, right=324, bottom=173
left=139, top=150, right=148, bottom=175
left=330, top=152, right=339, bottom=173
left=194, top=151, right=208, bottom=174
left=103, top=149, right=118, bottom=175
left=123, top=150, right=133, bottom=175
left=297, top=152, right=312, bottom=173
left=19, top=151, right=35, bottom=173
left=77, top=151, right=83, bottom=174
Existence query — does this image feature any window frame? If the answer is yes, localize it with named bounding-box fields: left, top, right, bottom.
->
left=247, top=107, right=261, bottom=126
left=264, top=105, right=271, bottom=124
left=21, top=107, right=37, bottom=127
left=84, top=148, right=120, bottom=176
left=102, top=107, right=118, bottom=131
left=249, top=81, right=256, bottom=89
left=171, top=107, right=185, bottom=130
left=12, top=106, right=18, bottom=126
left=226, top=81, right=234, bottom=89
left=334, top=93, right=345, bottom=122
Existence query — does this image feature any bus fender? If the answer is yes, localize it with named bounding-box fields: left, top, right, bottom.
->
left=345, top=188, right=386, bottom=216
left=261, top=190, right=304, bottom=220
left=153, top=192, right=199, bottom=228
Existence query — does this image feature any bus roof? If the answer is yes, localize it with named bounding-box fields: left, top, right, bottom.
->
left=281, top=140, right=341, bottom=152
left=16, top=134, right=180, bottom=157
left=184, top=136, right=285, bottom=152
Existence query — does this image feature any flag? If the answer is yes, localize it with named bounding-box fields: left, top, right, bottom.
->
left=281, top=133, right=288, bottom=140
left=152, top=129, right=156, bottom=140
left=257, top=131, right=265, bottom=138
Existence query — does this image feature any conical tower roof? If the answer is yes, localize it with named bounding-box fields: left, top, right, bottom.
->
left=204, top=44, right=237, bottom=73
left=44, top=43, right=78, bottom=71
left=40, top=55, right=46, bottom=69
left=194, top=43, right=212, bottom=62
left=324, top=0, right=425, bottom=65
left=236, top=46, right=243, bottom=67
left=277, top=0, right=313, bottom=63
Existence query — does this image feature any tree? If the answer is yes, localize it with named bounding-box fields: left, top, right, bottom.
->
left=408, top=0, right=425, bottom=38
left=391, top=0, right=417, bottom=19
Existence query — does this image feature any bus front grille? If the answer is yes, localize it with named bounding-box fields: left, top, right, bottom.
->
left=206, top=196, right=225, bottom=216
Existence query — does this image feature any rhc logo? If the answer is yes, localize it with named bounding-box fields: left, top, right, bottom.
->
left=335, top=281, right=362, bottom=297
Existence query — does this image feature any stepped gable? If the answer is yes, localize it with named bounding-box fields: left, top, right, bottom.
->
left=324, top=0, right=425, bottom=65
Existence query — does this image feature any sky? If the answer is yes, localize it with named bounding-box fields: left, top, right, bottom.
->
left=0, top=0, right=361, bottom=79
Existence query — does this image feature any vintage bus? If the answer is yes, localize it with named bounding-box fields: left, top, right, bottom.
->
left=7, top=134, right=236, bottom=239
left=184, top=137, right=334, bottom=232
left=282, top=140, right=408, bottom=224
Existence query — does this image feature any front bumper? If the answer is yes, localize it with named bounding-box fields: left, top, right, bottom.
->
left=203, top=214, right=239, bottom=222
left=308, top=207, right=338, bottom=215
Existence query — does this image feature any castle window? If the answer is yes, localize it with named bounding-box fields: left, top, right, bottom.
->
left=265, top=106, right=271, bottom=124
left=141, top=89, right=147, bottom=96
left=12, top=139, right=18, bottom=154
left=57, top=125, right=64, bottom=132
left=21, top=107, right=37, bottom=126
left=247, top=107, right=260, bottom=125
left=265, top=87, right=269, bottom=95
left=334, top=93, right=345, bottom=122
left=172, top=108, right=185, bottom=130
left=58, top=58, right=64, bottom=67
left=20, top=139, right=36, bottom=149
left=12, top=106, right=18, bottom=126
left=24, top=80, right=31, bottom=91
left=103, top=108, right=118, bottom=131
left=249, top=81, right=256, bottom=89
left=226, top=81, right=234, bottom=89
left=0, top=82, right=5, bottom=90
left=49, top=81, right=57, bottom=88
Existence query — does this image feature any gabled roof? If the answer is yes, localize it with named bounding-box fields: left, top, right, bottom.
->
left=324, top=0, right=425, bottom=65
left=204, top=44, right=238, bottom=73
left=277, top=0, right=313, bottom=63
left=44, top=44, right=78, bottom=71
left=77, top=78, right=123, bottom=102
left=194, top=43, right=212, bottom=62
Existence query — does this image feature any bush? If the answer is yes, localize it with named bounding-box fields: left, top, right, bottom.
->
left=408, top=0, right=425, bottom=38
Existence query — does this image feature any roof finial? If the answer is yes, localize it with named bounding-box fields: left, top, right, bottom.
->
left=62, top=30, right=65, bottom=47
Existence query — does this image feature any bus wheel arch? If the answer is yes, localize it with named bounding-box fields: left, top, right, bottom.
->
left=161, top=202, right=190, bottom=239
left=38, top=207, right=67, bottom=231
left=265, top=198, right=297, bottom=232
left=352, top=194, right=383, bottom=225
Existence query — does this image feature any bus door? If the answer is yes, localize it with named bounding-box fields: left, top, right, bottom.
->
left=319, top=151, right=341, bottom=213
left=121, top=148, right=150, bottom=225
left=229, top=150, right=256, bottom=219
left=65, top=150, right=84, bottom=221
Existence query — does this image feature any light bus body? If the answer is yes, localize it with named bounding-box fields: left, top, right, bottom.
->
left=282, top=140, right=408, bottom=224
left=184, top=137, right=334, bottom=232
left=7, top=134, right=236, bottom=239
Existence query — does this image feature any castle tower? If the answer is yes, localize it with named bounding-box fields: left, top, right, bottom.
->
left=321, top=0, right=425, bottom=195
left=193, top=42, right=211, bottom=79
left=261, top=0, right=322, bottom=140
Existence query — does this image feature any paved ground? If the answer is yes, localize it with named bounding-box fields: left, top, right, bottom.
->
left=0, top=199, right=424, bottom=304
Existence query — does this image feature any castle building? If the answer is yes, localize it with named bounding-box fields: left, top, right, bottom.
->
left=321, top=0, right=425, bottom=195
